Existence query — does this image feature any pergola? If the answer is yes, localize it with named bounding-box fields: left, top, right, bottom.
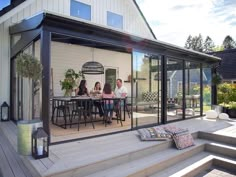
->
left=9, top=11, right=221, bottom=138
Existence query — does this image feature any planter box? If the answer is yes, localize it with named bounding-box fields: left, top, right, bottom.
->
left=227, top=109, right=236, bottom=118
left=17, top=119, right=42, bottom=156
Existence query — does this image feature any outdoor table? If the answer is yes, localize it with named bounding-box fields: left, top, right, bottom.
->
left=51, top=96, right=126, bottom=129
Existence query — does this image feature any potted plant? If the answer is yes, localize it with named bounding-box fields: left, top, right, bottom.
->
left=16, top=53, right=43, bottom=156
left=217, top=83, right=231, bottom=113
left=227, top=102, right=236, bottom=118
left=60, top=69, right=84, bottom=96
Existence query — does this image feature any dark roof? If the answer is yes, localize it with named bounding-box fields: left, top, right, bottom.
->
left=10, top=11, right=221, bottom=64
left=210, top=49, right=236, bottom=80
left=132, top=0, right=156, bottom=39
left=0, top=0, right=26, bottom=17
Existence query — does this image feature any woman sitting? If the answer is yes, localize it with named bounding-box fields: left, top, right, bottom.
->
left=76, top=80, right=89, bottom=96
left=102, top=83, right=115, bottom=124
left=91, top=82, right=104, bottom=117
left=90, top=81, right=102, bottom=95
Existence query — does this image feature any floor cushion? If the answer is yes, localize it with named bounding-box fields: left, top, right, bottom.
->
left=205, top=110, right=218, bottom=119
left=218, top=113, right=230, bottom=120
left=137, top=127, right=172, bottom=141
left=173, top=130, right=195, bottom=150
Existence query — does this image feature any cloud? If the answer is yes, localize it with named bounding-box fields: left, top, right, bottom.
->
left=136, top=0, right=236, bottom=47
left=172, top=4, right=201, bottom=10
left=229, top=21, right=236, bottom=26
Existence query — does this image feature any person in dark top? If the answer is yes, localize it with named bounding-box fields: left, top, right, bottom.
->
left=76, top=80, right=89, bottom=96
left=91, top=82, right=104, bottom=117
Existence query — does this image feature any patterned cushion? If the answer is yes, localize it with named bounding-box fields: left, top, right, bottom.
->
left=137, top=127, right=172, bottom=141
left=173, top=131, right=195, bottom=150
left=163, top=125, right=188, bottom=135
left=142, top=92, right=158, bottom=102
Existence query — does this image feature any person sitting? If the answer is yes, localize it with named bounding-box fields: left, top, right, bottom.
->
left=90, top=81, right=102, bottom=95
left=91, top=82, right=103, bottom=117
left=114, top=79, right=128, bottom=98
left=75, top=80, right=90, bottom=118
left=76, top=80, right=89, bottom=96
left=102, top=83, right=115, bottom=124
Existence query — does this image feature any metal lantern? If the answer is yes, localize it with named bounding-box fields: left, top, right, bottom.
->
left=32, top=127, right=49, bottom=159
left=81, top=48, right=104, bottom=75
left=81, top=61, right=104, bottom=75
left=1, top=102, right=10, bottom=121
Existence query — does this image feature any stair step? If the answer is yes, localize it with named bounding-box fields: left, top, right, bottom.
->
left=85, top=139, right=206, bottom=177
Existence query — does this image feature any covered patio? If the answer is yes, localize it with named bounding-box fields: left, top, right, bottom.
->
left=9, top=11, right=220, bottom=143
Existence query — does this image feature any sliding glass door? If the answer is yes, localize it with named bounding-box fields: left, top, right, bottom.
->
left=132, top=51, right=161, bottom=128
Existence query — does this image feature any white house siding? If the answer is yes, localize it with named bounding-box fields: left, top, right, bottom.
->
left=34, top=41, right=131, bottom=97
left=0, top=0, right=153, bottom=105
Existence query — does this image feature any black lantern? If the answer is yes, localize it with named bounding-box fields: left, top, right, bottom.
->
left=1, top=102, right=10, bottom=121
left=32, top=127, right=49, bottom=159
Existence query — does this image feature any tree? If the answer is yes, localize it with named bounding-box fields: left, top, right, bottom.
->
left=184, top=35, right=192, bottom=49
left=222, top=35, right=236, bottom=50
left=184, top=34, right=204, bottom=52
left=203, top=36, right=215, bottom=52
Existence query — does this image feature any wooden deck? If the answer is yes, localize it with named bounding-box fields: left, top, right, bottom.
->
left=0, top=127, right=34, bottom=177
left=0, top=117, right=235, bottom=177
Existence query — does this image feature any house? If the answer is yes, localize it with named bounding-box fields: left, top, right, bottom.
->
left=211, top=48, right=236, bottom=83
left=0, top=0, right=220, bottom=142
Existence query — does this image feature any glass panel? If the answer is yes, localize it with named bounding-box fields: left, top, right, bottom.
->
left=203, top=68, right=212, bottom=112
left=185, top=62, right=201, bottom=118
left=132, top=51, right=161, bottom=128
left=70, top=0, right=91, bottom=21
left=166, top=58, right=183, bottom=121
left=107, top=11, right=123, bottom=29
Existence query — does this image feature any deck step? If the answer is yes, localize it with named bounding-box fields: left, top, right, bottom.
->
left=85, top=140, right=206, bottom=177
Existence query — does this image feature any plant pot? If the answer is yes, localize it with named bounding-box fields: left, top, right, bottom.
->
left=222, top=107, right=228, bottom=113
left=17, top=119, right=42, bottom=156
left=227, top=109, right=236, bottom=118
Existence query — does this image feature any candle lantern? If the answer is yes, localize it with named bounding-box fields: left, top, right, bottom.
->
left=32, top=127, right=49, bottom=159
left=1, top=102, right=10, bottom=121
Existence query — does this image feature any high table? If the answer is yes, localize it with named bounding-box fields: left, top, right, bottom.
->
left=51, top=96, right=126, bottom=129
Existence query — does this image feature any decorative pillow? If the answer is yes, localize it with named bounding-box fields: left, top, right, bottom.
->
left=163, top=125, right=188, bottom=135
left=137, top=127, right=172, bottom=141
left=142, top=92, right=158, bottom=102
left=173, top=130, right=195, bottom=150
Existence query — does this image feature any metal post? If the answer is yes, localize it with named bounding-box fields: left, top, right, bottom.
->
left=40, top=29, right=51, bottom=138
left=161, top=55, right=167, bottom=124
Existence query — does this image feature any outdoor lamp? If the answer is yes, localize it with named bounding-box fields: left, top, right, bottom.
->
left=81, top=48, right=104, bottom=75
left=1, top=102, right=10, bottom=121
left=32, top=127, right=49, bottom=159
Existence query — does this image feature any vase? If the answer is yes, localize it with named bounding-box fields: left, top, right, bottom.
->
left=64, top=89, right=72, bottom=96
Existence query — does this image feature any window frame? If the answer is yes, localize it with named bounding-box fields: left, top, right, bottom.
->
left=70, top=0, right=92, bottom=21
left=107, top=11, right=123, bottom=29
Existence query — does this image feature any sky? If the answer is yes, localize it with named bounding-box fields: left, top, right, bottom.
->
left=136, top=0, right=236, bottom=47
left=0, top=0, right=10, bottom=10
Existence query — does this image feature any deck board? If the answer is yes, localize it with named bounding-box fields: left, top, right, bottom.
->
left=0, top=118, right=235, bottom=177
left=0, top=128, right=33, bottom=177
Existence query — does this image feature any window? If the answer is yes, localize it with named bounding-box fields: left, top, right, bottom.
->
left=107, top=11, right=123, bottom=29
left=70, top=0, right=91, bottom=21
